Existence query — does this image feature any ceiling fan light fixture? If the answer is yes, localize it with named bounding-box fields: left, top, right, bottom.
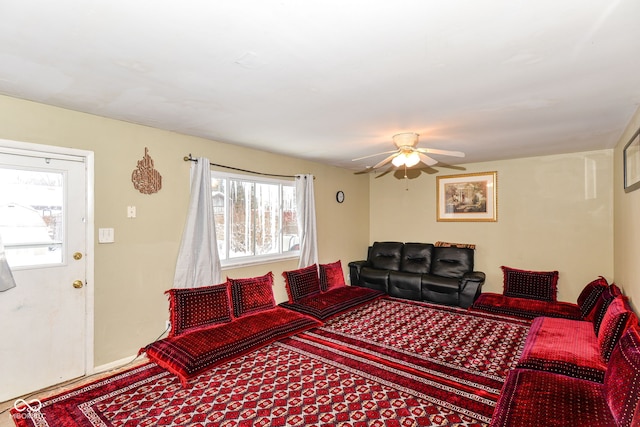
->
left=392, top=154, right=406, bottom=167
left=405, top=151, right=420, bottom=167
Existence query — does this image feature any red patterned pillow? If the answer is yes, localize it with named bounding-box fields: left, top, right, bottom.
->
left=228, top=272, right=276, bottom=317
left=577, top=276, right=608, bottom=319
left=597, top=296, right=637, bottom=362
left=501, top=266, right=558, bottom=302
left=592, top=284, right=622, bottom=334
left=283, top=265, right=321, bottom=303
left=319, top=260, right=346, bottom=292
left=604, top=326, right=640, bottom=427
left=165, top=283, right=233, bottom=337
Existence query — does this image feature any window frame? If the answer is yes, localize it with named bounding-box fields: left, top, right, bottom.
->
left=211, top=171, right=299, bottom=269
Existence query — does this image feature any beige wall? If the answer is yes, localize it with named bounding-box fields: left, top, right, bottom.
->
left=614, top=105, right=640, bottom=310
left=369, top=150, right=614, bottom=302
left=0, top=94, right=370, bottom=366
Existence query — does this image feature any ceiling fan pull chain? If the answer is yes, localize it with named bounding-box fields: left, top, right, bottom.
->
left=404, top=165, right=410, bottom=191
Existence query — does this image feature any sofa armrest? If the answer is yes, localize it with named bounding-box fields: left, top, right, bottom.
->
left=459, top=271, right=485, bottom=308
left=348, top=260, right=368, bottom=286
left=461, top=271, right=485, bottom=287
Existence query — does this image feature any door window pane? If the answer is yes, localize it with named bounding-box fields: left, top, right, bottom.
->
left=0, top=168, right=64, bottom=267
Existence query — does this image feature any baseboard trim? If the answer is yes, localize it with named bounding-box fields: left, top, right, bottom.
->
left=93, top=355, right=142, bottom=374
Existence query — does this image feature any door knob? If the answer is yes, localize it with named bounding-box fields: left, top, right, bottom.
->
left=73, top=280, right=84, bottom=289
left=73, top=252, right=83, bottom=260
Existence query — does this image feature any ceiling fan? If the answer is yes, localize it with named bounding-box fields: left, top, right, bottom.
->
left=352, top=132, right=465, bottom=171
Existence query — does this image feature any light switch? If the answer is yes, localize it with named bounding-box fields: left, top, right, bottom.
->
left=127, top=206, right=136, bottom=218
left=98, top=228, right=115, bottom=243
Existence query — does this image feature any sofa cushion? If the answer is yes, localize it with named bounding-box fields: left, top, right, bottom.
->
left=597, top=296, right=637, bottom=362
left=591, top=284, right=623, bottom=335
left=430, top=247, right=473, bottom=278
left=368, top=241, right=404, bottom=270
left=421, top=274, right=459, bottom=294
left=577, top=276, right=609, bottom=318
left=517, top=316, right=606, bottom=382
left=490, top=368, right=615, bottom=427
left=228, top=272, right=276, bottom=318
left=283, top=265, right=321, bottom=303
left=319, top=260, right=346, bottom=292
left=399, top=243, right=433, bottom=274
left=166, top=283, right=233, bottom=337
left=388, top=270, right=422, bottom=300
left=471, top=293, right=582, bottom=320
left=501, top=266, right=558, bottom=302
left=358, top=266, right=390, bottom=292
left=604, top=326, right=640, bottom=427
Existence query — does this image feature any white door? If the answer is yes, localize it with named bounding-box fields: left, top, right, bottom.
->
left=0, top=149, right=88, bottom=402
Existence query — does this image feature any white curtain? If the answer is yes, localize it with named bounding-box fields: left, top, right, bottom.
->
left=173, top=157, right=222, bottom=288
left=0, top=233, right=16, bottom=292
left=295, top=174, right=318, bottom=268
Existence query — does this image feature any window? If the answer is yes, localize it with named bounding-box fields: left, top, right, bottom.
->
left=211, top=172, right=298, bottom=267
left=0, top=167, right=64, bottom=268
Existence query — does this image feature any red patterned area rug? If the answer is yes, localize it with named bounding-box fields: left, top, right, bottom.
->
left=11, top=299, right=529, bottom=427
left=301, top=298, right=532, bottom=424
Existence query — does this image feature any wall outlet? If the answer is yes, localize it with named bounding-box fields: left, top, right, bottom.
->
left=165, top=320, right=171, bottom=331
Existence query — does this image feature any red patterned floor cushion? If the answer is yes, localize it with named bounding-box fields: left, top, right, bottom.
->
left=142, top=307, right=322, bottom=385
left=490, top=368, right=616, bottom=427
left=279, top=286, right=384, bottom=320
left=501, top=265, right=558, bottom=302
left=471, top=292, right=582, bottom=320
left=517, top=316, right=606, bottom=382
left=604, top=326, right=640, bottom=427
left=319, top=260, right=347, bottom=291
left=228, top=272, right=276, bottom=317
left=165, top=283, right=233, bottom=337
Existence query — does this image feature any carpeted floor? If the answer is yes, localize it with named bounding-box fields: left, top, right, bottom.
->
left=2, top=299, right=530, bottom=426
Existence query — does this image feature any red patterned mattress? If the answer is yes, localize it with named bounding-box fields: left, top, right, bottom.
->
left=142, top=306, right=322, bottom=384
left=279, top=285, right=384, bottom=320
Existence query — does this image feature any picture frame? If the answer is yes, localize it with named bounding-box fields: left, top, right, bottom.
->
left=623, top=127, right=640, bottom=193
left=437, top=171, right=497, bottom=222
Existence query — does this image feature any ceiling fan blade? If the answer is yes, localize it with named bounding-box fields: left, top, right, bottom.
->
left=418, top=153, right=438, bottom=166
left=373, top=165, right=395, bottom=178
left=354, top=166, right=376, bottom=174
left=351, top=150, right=398, bottom=162
left=416, top=148, right=465, bottom=158
left=372, top=153, right=398, bottom=169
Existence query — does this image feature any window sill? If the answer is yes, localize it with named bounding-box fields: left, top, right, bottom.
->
left=221, top=253, right=300, bottom=270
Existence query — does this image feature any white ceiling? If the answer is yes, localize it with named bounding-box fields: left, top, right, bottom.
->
left=1, top=1, right=639, bottom=171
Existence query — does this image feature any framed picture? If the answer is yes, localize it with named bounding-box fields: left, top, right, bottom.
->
left=624, top=127, right=640, bottom=193
left=437, top=171, right=497, bottom=222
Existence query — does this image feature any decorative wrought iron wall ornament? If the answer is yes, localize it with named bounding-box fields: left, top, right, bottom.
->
left=132, top=147, right=162, bottom=194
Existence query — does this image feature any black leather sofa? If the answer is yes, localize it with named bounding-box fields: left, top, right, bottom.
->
left=348, top=241, right=485, bottom=308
